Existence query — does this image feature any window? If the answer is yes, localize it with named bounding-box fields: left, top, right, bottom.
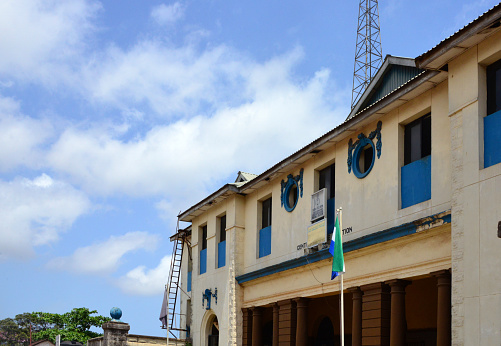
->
left=318, top=164, right=335, bottom=200
left=485, top=59, right=501, bottom=167
left=487, top=59, right=501, bottom=116
left=217, top=215, right=226, bottom=268
left=401, top=114, right=431, bottom=208
left=404, top=114, right=431, bottom=165
left=262, top=198, right=272, bottom=229
left=199, top=225, right=207, bottom=274
left=259, top=197, right=272, bottom=258
left=318, top=164, right=336, bottom=235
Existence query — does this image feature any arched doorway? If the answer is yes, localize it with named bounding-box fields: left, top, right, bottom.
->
left=315, top=316, right=334, bottom=346
left=207, top=315, right=219, bottom=346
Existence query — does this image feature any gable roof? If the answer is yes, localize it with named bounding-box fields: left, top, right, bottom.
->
left=347, top=56, right=424, bottom=120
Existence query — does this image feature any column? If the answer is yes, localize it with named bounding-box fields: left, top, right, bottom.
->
left=360, top=282, right=390, bottom=346
left=251, top=307, right=262, bottom=346
left=432, top=270, right=451, bottom=346
left=242, top=308, right=252, bottom=346
left=294, top=298, right=308, bottom=346
left=273, top=303, right=279, bottom=346
left=348, top=287, right=363, bottom=346
left=278, top=299, right=296, bottom=346
left=102, top=322, right=130, bottom=346
left=386, top=280, right=410, bottom=346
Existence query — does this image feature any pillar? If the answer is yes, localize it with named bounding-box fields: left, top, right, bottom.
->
left=273, top=303, right=279, bottom=346
left=386, top=279, right=410, bottom=346
left=277, top=299, right=296, bottom=346
left=102, top=322, right=130, bottom=346
left=348, top=287, right=363, bottom=346
left=360, top=282, right=390, bottom=346
left=251, top=307, right=262, bottom=346
left=432, top=270, right=451, bottom=346
left=242, top=308, right=252, bottom=346
left=294, top=298, right=308, bottom=346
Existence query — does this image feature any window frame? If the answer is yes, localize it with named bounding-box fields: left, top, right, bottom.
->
left=404, top=113, right=431, bottom=165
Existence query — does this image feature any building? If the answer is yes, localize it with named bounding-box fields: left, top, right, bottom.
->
left=172, top=4, right=501, bottom=346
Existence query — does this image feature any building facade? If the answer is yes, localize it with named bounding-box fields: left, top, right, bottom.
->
left=174, top=4, right=501, bottom=346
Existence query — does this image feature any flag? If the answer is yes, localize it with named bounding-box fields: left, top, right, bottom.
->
left=159, top=286, right=169, bottom=329
left=329, top=215, right=345, bottom=280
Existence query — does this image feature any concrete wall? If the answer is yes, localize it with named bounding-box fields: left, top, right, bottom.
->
left=448, top=29, right=501, bottom=345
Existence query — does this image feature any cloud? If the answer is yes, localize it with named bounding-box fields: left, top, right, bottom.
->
left=0, top=174, right=90, bottom=260
left=0, top=0, right=99, bottom=84
left=48, top=231, right=160, bottom=274
left=0, top=96, right=54, bottom=171
left=151, top=2, right=185, bottom=26
left=116, top=255, right=172, bottom=296
left=83, top=41, right=247, bottom=117
left=49, top=48, right=348, bottom=201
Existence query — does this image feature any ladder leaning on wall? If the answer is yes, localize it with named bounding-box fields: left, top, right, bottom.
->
left=161, top=226, right=191, bottom=338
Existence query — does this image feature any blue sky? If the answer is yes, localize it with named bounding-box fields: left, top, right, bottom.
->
left=0, top=0, right=498, bottom=338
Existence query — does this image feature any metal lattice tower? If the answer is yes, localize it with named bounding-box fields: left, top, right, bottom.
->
left=351, top=0, right=383, bottom=109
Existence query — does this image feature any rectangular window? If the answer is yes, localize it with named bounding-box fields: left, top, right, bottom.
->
left=485, top=59, right=501, bottom=168
left=200, top=225, right=207, bottom=274
left=318, top=163, right=335, bottom=235
left=404, top=114, right=431, bottom=165
left=217, top=215, right=226, bottom=268
left=259, top=197, right=272, bottom=258
left=261, top=197, right=272, bottom=229
left=318, top=163, right=335, bottom=200
left=401, top=114, right=432, bottom=208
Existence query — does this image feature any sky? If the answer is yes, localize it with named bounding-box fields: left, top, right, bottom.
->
left=1, top=0, right=499, bottom=338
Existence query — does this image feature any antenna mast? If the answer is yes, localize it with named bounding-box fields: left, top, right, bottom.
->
left=351, top=0, right=383, bottom=109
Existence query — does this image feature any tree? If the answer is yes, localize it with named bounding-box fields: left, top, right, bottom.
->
left=0, top=308, right=110, bottom=346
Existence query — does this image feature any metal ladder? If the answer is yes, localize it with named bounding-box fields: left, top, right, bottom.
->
left=164, top=228, right=191, bottom=338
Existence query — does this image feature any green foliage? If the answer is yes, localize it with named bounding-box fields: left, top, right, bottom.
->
left=0, top=308, right=110, bottom=346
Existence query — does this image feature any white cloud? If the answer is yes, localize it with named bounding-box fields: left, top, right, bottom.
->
left=151, top=2, right=185, bottom=26
left=0, top=0, right=99, bottom=84
left=0, top=96, right=54, bottom=171
left=0, top=174, right=90, bottom=260
left=84, top=41, right=246, bottom=117
left=117, top=255, right=172, bottom=296
left=49, top=48, right=348, bottom=201
left=48, top=231, right=160, bottom=274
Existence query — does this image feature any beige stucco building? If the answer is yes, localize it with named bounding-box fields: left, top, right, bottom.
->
left=169, top=4, right=501, bottom=346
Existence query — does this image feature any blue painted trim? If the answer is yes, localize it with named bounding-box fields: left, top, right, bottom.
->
left=484, top=110, right=501, bottom=168
left=259, top=226, right=272, bottom=258
left=200, top=249, right=207, bottom=275
left=187, top=271, right=192, bottom=292
left=283, top=180, right=299, bottom=212
left=218, top=241, right=226, bottom=268
left=352, top=137, right=375, bottom=179
left=281, top=169, right=304, bottom=212
left=401, top=155, right=431, bottom=209
left=236, top=211, right=450, bottom=284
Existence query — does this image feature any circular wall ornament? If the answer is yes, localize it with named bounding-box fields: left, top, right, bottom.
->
left=280, top=169, right=304, bottom=212
left=283, top=179, right=299, bottom=212
left=352, top=137, right=375, bottom=179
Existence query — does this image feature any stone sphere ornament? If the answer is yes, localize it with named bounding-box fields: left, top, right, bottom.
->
left=110, top=307, right=122, bottom=321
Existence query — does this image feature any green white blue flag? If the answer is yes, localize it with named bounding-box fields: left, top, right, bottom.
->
left=329, top=216, right=345, bottom=280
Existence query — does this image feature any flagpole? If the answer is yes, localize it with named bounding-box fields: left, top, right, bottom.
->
left=339, top=207, right=344, bottom=346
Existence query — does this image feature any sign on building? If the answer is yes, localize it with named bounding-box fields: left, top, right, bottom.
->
left=311, top=188, right=327, bottom=222
left=307, top=219, right=326, bottom=247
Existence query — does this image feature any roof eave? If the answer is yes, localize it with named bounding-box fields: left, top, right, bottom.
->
left=416, top=4, right=501, bottom=69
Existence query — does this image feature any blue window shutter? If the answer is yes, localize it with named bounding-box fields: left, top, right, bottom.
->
left=484, top=110, right=501, bottom=168
left=218, top=241, right=226, bottom=268
left=326, top=198, right=335, bottom=235
left=401, top=155, right=431, bottom=208
left=187, top=271, right=192, bottom=292
left=259, top=226, right=272, bottom=258
left=200, top=249, right=207, bottom=274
